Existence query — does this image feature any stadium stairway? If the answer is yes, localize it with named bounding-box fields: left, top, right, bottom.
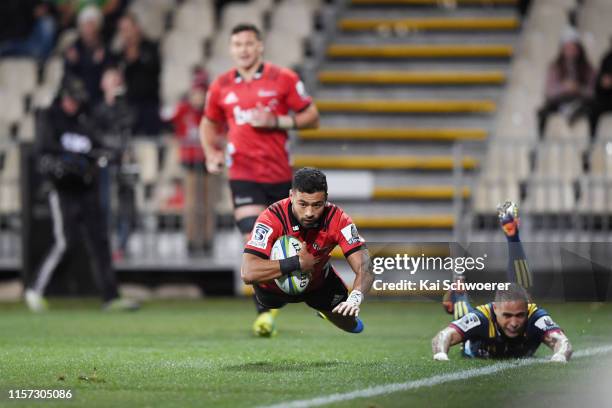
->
left=298, top=0, right=521, bottom=243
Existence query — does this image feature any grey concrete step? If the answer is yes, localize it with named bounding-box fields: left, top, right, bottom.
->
left=320, top=60, right=512, bottom=71
left=343, top=8, right=517, bottom=19
left=314, top=86, right=503, bottom=100
left=317, top=114, right=494, bottom=128
left=331, top=32, right=517, bottom=45
left=334, top=201, right=456, bottom=215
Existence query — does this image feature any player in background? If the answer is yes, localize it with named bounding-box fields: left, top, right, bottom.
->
left=241, top=167, right=375, bottom=335
left=432, top=283, right=572, bottom=362
left=200, top=24, right=319, bottom=336
left=443, top=200, right=532, bottom=318
left=433, top=202, right=572, bottom=362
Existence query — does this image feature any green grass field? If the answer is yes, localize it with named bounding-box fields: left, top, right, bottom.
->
left=1, top=299, right=611, bottom=408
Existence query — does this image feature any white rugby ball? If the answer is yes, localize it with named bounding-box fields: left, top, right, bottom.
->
left=271, top=235, right=310, bottom=295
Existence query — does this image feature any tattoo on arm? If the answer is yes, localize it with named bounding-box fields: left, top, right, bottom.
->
left=543, top=331, right=573, bottom=361
left=358, top=249, right=375, bottom=294
left=432, top=327, right=457, bottom=355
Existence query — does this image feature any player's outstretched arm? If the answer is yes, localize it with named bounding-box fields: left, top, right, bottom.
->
left=542, top=331, right=573, bottom=363
left=199, top=117, right=225, bottom=174
left=431, top=327, right=463, bottom=361
left=332, top=249, right=374, bottom=317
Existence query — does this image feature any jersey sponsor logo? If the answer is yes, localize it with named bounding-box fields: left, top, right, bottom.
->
left=60, top=132, right=92, bottom=154
left=257, top=89, right=277, bottom=97
left=455, top=312, right=481, bottom=332
left=534, top=315, right=558, bottom=331
left=341, top=224, right=362, bottom=245
left=224, top=91, right=239, bottom=105
left=248, top=223, right=273, bottom=249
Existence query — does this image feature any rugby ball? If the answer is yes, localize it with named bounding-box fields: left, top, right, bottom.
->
left=271, top=235, right=310, bottom=295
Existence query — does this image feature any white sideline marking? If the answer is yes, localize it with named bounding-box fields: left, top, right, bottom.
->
left=261, top=345, right=612, bottom=408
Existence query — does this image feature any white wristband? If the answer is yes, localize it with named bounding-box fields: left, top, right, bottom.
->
left=433, top=352, right=449, bottom=361
left=550, top=353, right=567, bottom=363
left=276, top=115, right=296, bottom=130
left=346, top=290, right=363, bottom=307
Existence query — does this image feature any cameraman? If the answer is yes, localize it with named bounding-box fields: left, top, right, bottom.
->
left=25, top=77, right=139, bottom=312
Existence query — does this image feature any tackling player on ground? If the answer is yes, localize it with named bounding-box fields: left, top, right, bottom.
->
left=432, top=201, right=572, bottom=362
left=200, top=24, right=319, bottom=336
left=241, top=167, right=375, bottom=335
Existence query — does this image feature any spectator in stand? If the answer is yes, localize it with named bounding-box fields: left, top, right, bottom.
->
left=64, top=5, right=112, bottom=104
left=165, top=67, right=216, bottom=254
left=537, top=29, right=596, bottom=138
left=587, top=37, right=612, bottom=140
left=54, top=0, right=125, bottom=40
left=92, top=66, right=136, bottom=260
left=115, top=13, right=161, bottom=136
left=0, top=0, right=56, bottom=61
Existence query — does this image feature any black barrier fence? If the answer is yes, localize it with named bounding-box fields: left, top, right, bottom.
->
left=364, top=242, right=612, bottom=302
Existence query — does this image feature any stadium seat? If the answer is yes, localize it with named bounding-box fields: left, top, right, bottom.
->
left=589, top=143, right=612, bottom=177
left=595, top=114, right=612, bottom=141
left=161, top=30, right=204, bottom=71
left=32, top=85, right=57, bottom=109
left=577, top=176, right=612, bottom=214
left=0, top=144, right=21, bottom=215
left=205, top=55, right=234, bottom=81
left=271, top=0, right=315, bottom=41
left=473, top=178, right=520, bottom=215
left=161, top=64, right=191, bottom=107
left=17, top=114, right=35, bottom=142
left=483, top=143, right=530, bottom=182
left=544, top=115, right=589, bottom=150
left=534, top=142, right=583, bottom=181
left=220, top=3, right=264, bottom=34
left=129, top=0, right=169, bottom=40
left=0, top=90, right=25, bottom=125
left=0, top=58, right=38, bottom=98
left=264, top=31, right=303, bottom=69
left=526, top=178, right=575, bottom=213
left=133, top=139, right=160, bottom=185
left=42, top=56, right=64, bottom=90
left=172, top=0, right=214, bottom=41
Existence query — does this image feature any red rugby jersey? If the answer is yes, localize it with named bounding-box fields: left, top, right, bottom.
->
left=205, top=63, right=312, bottom=183
left=244, top=198, right=366, bottom=294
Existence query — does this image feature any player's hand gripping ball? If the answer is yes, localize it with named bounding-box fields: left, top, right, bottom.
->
left=271, top=236, right=311, bottom=295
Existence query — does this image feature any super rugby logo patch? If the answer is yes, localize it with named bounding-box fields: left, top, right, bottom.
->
left=534, top=316, right=558, bottom=332
left=341, top=224, right=362, bottom=245
left=455, top=313, right=481, bottom=332
left=248, top=223, right=273, bottom=249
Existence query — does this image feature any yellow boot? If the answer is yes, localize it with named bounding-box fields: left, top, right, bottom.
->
left=252, top=309, right=279, bottom=337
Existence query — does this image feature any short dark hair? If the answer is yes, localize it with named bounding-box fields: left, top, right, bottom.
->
left=495, top=283, right=530, bottom=304
left=292, top=167, right=327, bottom=195
left=230, top=23, right=262, bottom=40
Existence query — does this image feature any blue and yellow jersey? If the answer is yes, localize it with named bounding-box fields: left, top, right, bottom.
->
left=449, top=303, right=562, bottom=358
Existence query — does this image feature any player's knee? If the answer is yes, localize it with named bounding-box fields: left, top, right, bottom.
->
left=236, top=216, right=258, bottom=235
